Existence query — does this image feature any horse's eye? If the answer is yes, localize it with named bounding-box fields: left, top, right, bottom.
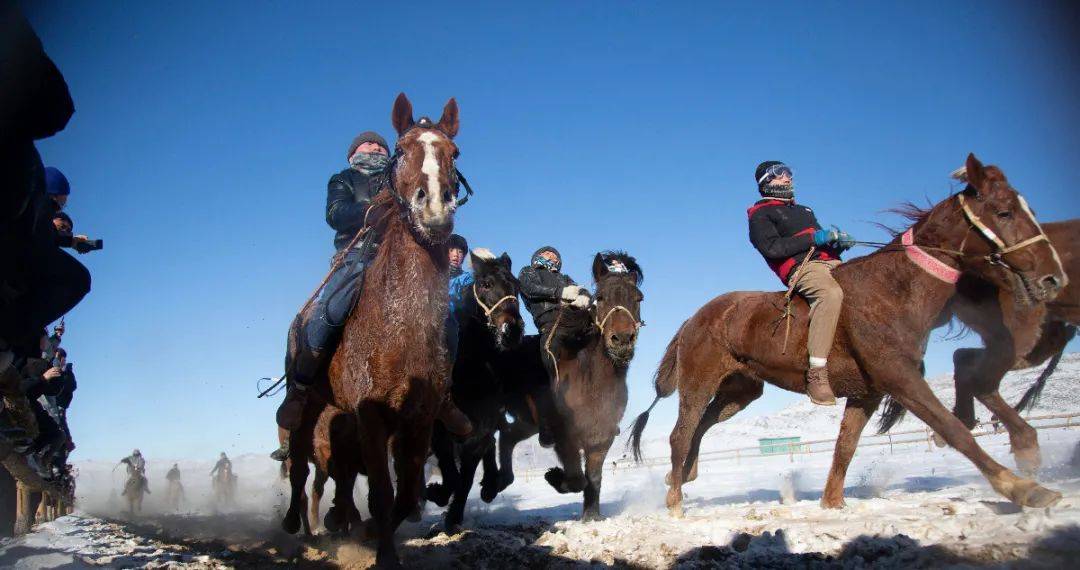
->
left=996, top=211, right=1012, bottom=219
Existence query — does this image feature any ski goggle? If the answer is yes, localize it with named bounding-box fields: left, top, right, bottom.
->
left=757, top=163, right=793, bottom=185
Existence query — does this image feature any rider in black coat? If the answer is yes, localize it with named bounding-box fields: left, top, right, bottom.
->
left=518, top=246, right=591, bottom=335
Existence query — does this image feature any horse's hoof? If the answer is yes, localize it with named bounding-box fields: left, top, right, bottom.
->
left=497, top=472, right=515, bottom=492
left=1014, top=448, right=1042, bottom=478
left=544, top=468, right=567, bottom=493
left=281, top=512, right=301, bottom=535
left=1013, top=480, right=1062, bottom=508
left=820, top=496, right=846, bottom=509
left=324, top=507, right=343, bottom=533
left=480, top=482, right=498, bottom=503
left=426, top=483, right=450, bottom=507
left=581, top=510, right=603, bottom=522
left=444, top=522, right=465, bottom=535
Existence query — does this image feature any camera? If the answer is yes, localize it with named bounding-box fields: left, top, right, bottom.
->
left=74, top=238, right=103, bottom=253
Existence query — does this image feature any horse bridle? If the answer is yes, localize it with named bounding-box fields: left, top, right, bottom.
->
left=471, top=282, right=517, bottom=323
left=956, top=192, right=1057, bottom=274
left=383, top=121, right=475, bottom=211
left=594, top=304, right=644, bottom=337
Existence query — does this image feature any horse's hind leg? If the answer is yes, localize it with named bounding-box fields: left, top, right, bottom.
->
left=666, top=375, right=719, bottom=518
left=977, top=392, right=1041, bottom=476
left=951, top=348, right=982, bottom=429
left=670, top=375, right=763, bottom=486
left=884, top=367, right=1061, bottom=508
left=821, top=395, right=882, bottom=508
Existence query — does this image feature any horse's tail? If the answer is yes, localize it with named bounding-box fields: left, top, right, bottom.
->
left=876, top=395, right=907, bottom=434
left=628, top=322, right=685, bottom=463
left=1015, top=327, right=1074, bottom=413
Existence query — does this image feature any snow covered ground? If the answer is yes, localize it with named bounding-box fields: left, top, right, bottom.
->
left=3, top=356, right=1080, bottom=568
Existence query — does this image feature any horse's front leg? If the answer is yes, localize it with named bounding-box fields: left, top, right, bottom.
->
left=821, top=395, right=881, bottom=508
left=544, top=426, right=585, bottom=494
left=582, top=440, right=613, bottom=521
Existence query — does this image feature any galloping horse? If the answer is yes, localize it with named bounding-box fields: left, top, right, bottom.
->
left=878, top=219, right=1077, bottom=474
left=426, top=249, right=524, bottom=532
left=123, top=469, right=149, bottom=515
left=211, top=463, right=237, bottom=509
left=289, top=93, right=464, bottom=567
left=495, top=252, right=644, bottom=520
left=630, top=154, right=1067, bottom=515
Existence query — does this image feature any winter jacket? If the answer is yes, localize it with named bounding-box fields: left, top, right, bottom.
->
left=448, top=267, right=474, bottom=319
left=747, top=199, right=840, bottom=284
left=518, top=264, right=578, bottom=332
left=325, top=167, right=384, bottom=251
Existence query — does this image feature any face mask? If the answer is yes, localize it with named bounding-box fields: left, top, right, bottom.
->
left=534, top=256, right=559, bottom=271
left=350, top=152, right=390, bottom=175
left=759, top=184, right=795, bottom=200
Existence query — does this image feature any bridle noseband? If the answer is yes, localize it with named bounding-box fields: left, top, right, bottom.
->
left=471, top=282, right=517, bottom=323
left=594, top=304, right=644, bottom=337
left=956, top=193, right=1053, bottom=272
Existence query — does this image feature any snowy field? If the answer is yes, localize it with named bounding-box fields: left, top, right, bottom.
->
left=3, top=356, right=1080, bottom=568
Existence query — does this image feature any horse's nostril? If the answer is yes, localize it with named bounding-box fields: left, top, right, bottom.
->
left=416, top=188, right=426, bottom=201
left=1040, top=275, right=1061, bottom=291
left=442, top=190, right=452, bottom=203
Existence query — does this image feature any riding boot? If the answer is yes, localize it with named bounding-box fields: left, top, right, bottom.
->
left=439, top=400, right=473, bottom=438
left=0, top=354, right=37, bottom=440
left=806, top=366, right=836, bottom=406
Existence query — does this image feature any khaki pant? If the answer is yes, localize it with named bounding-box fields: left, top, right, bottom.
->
left=791, top=260, right=843, bottom=362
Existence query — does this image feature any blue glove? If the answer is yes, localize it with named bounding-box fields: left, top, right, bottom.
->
left=813, top=228, right=838, bottom=247
left=835, top=230, right=855, bottom=251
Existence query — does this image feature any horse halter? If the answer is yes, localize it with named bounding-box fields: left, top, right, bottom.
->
left=594, top=304, right=644, bottom=337
left=471, top=283, right=517, bottom=321
left=956, top=193, right=1054, bottom=272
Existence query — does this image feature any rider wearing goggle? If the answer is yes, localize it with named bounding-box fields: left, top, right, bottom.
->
left=746, top=161, right=856, bottom=407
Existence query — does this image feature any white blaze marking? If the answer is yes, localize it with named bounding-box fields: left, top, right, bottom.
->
left=417, top=131, right=442, bottom=203
left=1018, top=195, right=1068, bottom=286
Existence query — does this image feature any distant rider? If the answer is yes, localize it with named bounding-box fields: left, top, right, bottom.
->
left=747, top=161, right=854, bottom=406
left=210, top=452, right=232, bottom=478
left=120, top=448, right=146, bottom=476
left=518, top=246, right=591, bottom=337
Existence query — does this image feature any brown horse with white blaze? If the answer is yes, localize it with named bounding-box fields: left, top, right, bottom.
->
left=629, top=154, right=1067, bottom=516
left=319, top=93, right=462, bottom=567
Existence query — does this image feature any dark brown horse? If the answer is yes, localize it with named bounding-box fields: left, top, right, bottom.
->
left=324, top=93, right=462, bottom=568
left=630, top=154, right=1067, bottom=516
left=878, top=219, right=1077, bottom=475
left=425, top=249, right=524, bottom=532
left=496, top=251, right=639, bottom=518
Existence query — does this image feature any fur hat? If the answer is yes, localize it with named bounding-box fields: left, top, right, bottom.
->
left=448, top=234, right=469, bottom=252
left=346, top=131, right=390, bottom=160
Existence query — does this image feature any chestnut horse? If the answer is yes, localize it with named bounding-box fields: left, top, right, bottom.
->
left=312, top=93, right=464, bottom=567
left=630, top=154, right=1067, bottom=516
left=426, top=249, right=524, bottom=532
left=877, top=219, right=1077, bottom=475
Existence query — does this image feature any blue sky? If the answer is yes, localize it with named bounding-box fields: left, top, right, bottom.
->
left=25, top=0, right=1079, bottom=461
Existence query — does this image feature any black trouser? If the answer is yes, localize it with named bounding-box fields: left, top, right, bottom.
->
left=20, top=245, right=91, bottom=334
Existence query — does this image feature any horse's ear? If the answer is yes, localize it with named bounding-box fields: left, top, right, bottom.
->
left=438, top=98, right=459, bottom=139
left=964, top=153, right=985, bottom=196
left=499, top=252, right=512, bottom=272
left=392, top=92, right=415, bottom=135
left=592, top=253, right=607, bottom=281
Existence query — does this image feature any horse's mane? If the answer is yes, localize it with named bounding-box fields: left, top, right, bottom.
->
left=872, top=200, right=937, bottom=238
